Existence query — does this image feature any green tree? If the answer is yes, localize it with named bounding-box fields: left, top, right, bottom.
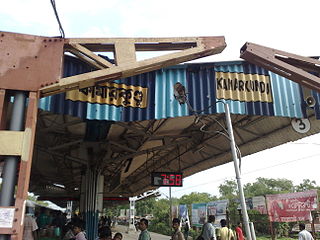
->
left=135, top=197, right=156, bottom=216
left=244, top=177, right=294, bottom=197
left=179, top=192, right=217, bottom=205
left=219, top=180, right=238, bottom=198
left=148, top=198, right=171, bottom=235
left=295, top=179, right=319, bottom=192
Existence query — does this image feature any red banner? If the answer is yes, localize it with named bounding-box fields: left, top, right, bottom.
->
left=266, top=190, right=318, bottom=222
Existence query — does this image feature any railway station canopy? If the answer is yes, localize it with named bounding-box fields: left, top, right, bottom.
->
left=9, top=56, right=320, bottom=206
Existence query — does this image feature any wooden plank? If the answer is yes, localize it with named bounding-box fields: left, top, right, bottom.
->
left=66, top=48, right=105, bottom=70
left=0, top=131, right=24, bottom=155
left=0, top=89, right=8, bottom=130
left=68, top=36, right=204, bottom=44
left=0, top=228, right=15, bottom=234
left=14, top=92, right=38, bottom=240
left=21, top=128, right=32, bottom=161
left=114, top=40, right=136, bottom=65
left=69, top=43, right=113, bottom=68
left=40, top=36, right=226, bottom=96
left=67, top=37, right=209, bottom=52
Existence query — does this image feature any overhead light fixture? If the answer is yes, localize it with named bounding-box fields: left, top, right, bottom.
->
left=53, top=183, right=65, bottom=189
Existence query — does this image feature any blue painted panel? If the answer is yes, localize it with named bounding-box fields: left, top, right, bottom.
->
left=269, top=71, right=304, bottom=118
left=121, top=72, right=156, bottom=122
left=186, top=65, right=216, bottom=116
left=86, top=103, right=121, bottom=121
left=38, top=56, right=320, bottom=121
left=155, top=67, right=189, bottom=119
left=313, top=90, right=320, bottom=119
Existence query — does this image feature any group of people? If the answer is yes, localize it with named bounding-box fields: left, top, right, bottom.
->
left=135, top=216, right=242, bottom=240
left=24, top=210, right=314, bottom=240
left=23, top=207, right=68, bottom=240
left=199, top=215, right=245, bottom=240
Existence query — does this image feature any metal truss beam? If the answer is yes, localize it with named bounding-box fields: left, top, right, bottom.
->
left=240, top=42, right=320, bottom=92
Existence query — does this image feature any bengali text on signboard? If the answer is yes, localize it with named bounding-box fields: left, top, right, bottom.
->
left=266, top=190, right=318, bottom=222
left=66, top=82, right=148, bottom=108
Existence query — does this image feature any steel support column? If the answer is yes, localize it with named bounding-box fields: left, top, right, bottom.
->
left=224, top=103, right=252, bottom=240
left=83, top=168, right=100, bottom=240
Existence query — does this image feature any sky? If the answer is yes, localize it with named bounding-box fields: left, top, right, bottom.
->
left=1, top=0, right=320, bottom=200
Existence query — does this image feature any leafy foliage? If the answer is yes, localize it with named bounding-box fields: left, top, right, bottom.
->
left=295, top=179, right=319, bottom=192
left=107, top=178, right=320, bottom=238
left=244, top=178, right=294, bottom=197
left=219, top=180, right=238, bottom=198
left=179, top=192, right=217, bottom=205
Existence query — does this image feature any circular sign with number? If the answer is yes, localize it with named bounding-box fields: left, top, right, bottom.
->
left=291, top=118, right=311, bottom=134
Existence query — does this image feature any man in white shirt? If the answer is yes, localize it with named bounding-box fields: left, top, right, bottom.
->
left=298, top=223, right=314, bottom=240
left=202, top=215, right=216, bottom=240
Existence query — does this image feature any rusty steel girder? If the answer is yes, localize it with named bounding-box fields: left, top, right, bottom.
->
left=0, top=32, right=65, bottom=92
left=240, top=42, right=320, bottom=92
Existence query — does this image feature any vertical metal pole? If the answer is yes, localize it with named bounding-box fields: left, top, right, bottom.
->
left=311, top=212, right=316, bottom=240
left=249, top=222, right=256, bottom=240
left=224, top=103, right=252, bottom=240
left=169, top=187, right=172, bottom=224
left=128, top=198, right=136, bottom=232
left=265, top=196, right=275, bottom=240
left=0, top=92, right=26, bottom=240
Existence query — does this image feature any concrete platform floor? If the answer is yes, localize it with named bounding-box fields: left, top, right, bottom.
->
left=111, top=224, right=169, bottom=240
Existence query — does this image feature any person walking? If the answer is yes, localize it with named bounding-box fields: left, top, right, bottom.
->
left=217, top=219, right=234, bottom=240
left=171, top=218, right=185, bottom=240
left=23, top=207, right=38, bottom=240
left=235, top=222, right=245, bottom=240
left=298, top=223, right=314, bottom=240
left=201, top=215, right=216, bottom=240
left=138, top=218, right=151, bottom=240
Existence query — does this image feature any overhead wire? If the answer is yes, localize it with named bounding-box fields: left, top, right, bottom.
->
left=50, top=0, right=65, bottom=38
left=171, top=152, right=320, bottom=194
left=185, top=96, right=243, bottom=172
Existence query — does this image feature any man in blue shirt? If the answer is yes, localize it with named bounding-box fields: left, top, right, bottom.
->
left=202, top=215, right=216, bottom=240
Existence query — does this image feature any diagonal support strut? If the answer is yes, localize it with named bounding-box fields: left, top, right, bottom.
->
left=240, top=42, right=320, bottom=92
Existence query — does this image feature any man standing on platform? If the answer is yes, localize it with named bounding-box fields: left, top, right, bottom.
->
left=202, top=215, right=216, bottom=240
left=138, top=218, right=151, bottom=240
left=298, top=223, right=314, bottom=240
left=217, top=219, right=234, bottom=240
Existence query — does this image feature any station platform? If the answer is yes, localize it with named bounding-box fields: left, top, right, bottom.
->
left=112, top=225, right=169, bottom=240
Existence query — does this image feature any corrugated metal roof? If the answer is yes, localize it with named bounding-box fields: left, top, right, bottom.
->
left=155, top=67, right=189, bottom=119
left=313, top=90, right=320, bottom=119
left=269, top=71, right=304, bottom=118
left=38, top=56, right=320, bottom=121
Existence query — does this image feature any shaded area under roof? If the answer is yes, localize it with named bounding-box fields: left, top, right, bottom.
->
left=29, top=55, right=320, bottom=206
